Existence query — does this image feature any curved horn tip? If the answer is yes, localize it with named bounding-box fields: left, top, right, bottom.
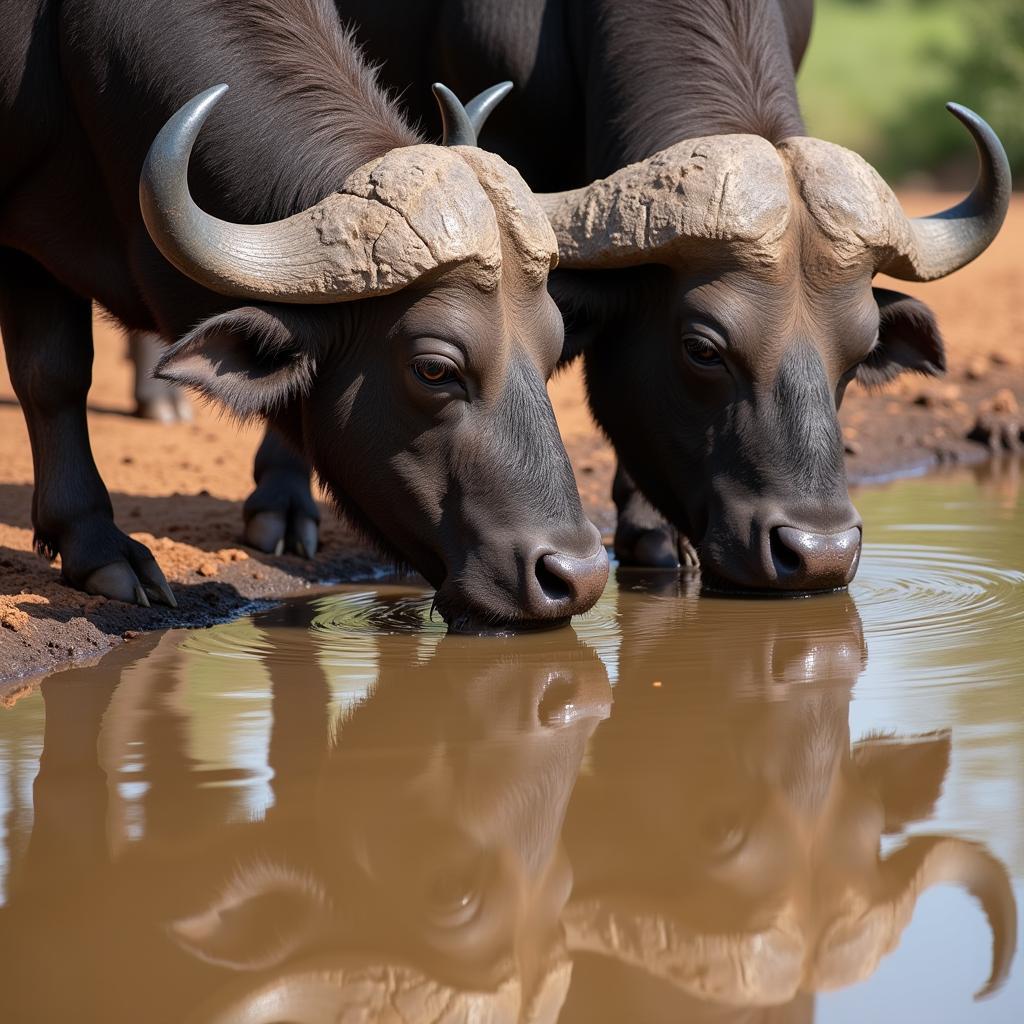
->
left=944, top=102, right=1011, bottom=184
left=189, top=83, right=230, bottom=121
left=492, top=80, right=514, bottom=100
left=431, top=82, right=477, bottom=147
left=464, top=80, right=513, bottom=138
left=145, top=84, right=230, bottom=170
left=946, top=101, right=984, bottom=126
left=204, top=82, right=230, bottom=101
left=880, top=100, right=1011, bottom=282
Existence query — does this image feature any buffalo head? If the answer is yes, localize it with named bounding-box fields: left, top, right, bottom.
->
left=542, top=105, right=1010, bottom=593
left=140, top=84, right=608, bottom=631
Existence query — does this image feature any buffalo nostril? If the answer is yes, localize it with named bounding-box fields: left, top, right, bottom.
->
left=770, top=526, right=862, bottom=590
left=535, top=557, right=572, bottom=602
left=536, top=549, right=610, bottom=612
left=770, top=530, right=803, bottom=574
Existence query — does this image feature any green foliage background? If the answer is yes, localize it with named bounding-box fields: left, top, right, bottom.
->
left=798, top=0, right=1023, bottom=186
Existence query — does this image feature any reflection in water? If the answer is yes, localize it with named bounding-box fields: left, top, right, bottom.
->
left=560, top=593, right=1014, bottom=1022
left=0, top=466, right=1021, bottom=1023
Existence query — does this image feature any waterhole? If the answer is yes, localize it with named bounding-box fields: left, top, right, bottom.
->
left=0, top=462, right=1021, bottom=1023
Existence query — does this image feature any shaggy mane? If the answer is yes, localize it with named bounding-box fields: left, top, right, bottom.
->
left=595, top=0, right=806, bottom=168
left=117, top=0, right=424, bottom=221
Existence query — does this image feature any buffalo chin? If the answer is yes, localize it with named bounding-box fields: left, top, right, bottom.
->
left=444, top=611, right=573, bottom=637
left=697, top=565, right=851, bottom=599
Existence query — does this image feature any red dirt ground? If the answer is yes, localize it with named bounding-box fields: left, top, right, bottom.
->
left=2, top=191, right=1023, bottom=695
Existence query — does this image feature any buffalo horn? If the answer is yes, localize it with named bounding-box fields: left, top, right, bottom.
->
left=880, top=836, right=1017, bottom=1000
left=140, top=86, right=494, bottom=303
left=879, top=104, right=1011, bottom=281
left=432, top=80, right=513, bottom=147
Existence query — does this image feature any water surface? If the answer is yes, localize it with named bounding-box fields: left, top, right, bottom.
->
left=0, top=461, right=1022, bottom=1023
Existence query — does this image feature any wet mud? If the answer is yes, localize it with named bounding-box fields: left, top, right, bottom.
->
left=0, top=461, right=1021, bottom=1022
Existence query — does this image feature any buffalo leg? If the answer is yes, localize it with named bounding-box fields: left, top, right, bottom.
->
left=612, top=462, right=698, bottom=569
left=0, top=250, right=174, bottom=605
left=243, top=426, right=320, bottom=558
left=128, top=329, right=191, bottom=423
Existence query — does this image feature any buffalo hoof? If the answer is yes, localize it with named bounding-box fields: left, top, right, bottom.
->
left=243, top=476, right=320, bottom=559
left=245, top=510, right=319, bottom=559
left=134, top=392, right=193, bottom=424
left=614, top=520, right=680, bottom=569
left=679, top=535, right=701, bottom=570
left=50, top=519, right=177, bottom=607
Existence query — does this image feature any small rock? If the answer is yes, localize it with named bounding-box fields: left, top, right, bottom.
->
left=964, top=356, right=989, bottom=381
left=196, top=561, right=219, bottom=577
left=990, top=350, right=1021, bottom=368
left=913, top=383, right=961, bottom=408
left=0, top=606, right=30, bottom=631
left=122, top=630, right=142, bottom=640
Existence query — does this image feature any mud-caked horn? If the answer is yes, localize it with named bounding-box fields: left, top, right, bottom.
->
left=538, top=135, right=793, bottom=270
left=541, top=104, right=1010, bottom=281
left=563, top=899, right=805, bottom=1006
left=878, top=104, right=1012, bottom=282
left=140, top=85, right=503, bottom=303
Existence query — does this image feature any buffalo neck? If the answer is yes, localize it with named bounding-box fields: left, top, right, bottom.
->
left=577, top=0, right=807, bottom=177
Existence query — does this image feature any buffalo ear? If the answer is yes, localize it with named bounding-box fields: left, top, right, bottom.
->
left=157, top=305, right=326, bottom=418
left=857, top=288, right=945, bottom=388
left=168, top=863, right=330, bottom=971
left=852, top=730, right=951, bottom=833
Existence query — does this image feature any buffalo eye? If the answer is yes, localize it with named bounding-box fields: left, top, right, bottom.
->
left=411, top=355, right=462, bottom=389
left=682, top=333, right=724, bottom=369
left=423, top=861, right=485, bottom=928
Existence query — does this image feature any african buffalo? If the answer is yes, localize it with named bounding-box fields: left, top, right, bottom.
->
left=338, top=0, right=1011, bottom=592
left=0, top=0, right=608, bottom=628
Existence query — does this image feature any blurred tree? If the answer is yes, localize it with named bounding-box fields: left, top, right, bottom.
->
left=914, top=0, right=1024, bottom=181
left=800, top=0, right=1022, bottom=187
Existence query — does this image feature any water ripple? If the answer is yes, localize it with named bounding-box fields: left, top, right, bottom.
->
left=849, top=542, right=1024, bottom=690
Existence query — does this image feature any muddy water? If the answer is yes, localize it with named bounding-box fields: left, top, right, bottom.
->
left=0, top=462, right=1022, bottom=1024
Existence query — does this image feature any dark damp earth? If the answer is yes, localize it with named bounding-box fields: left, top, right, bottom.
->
left=0, top=461, right=1021, bottom=1023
